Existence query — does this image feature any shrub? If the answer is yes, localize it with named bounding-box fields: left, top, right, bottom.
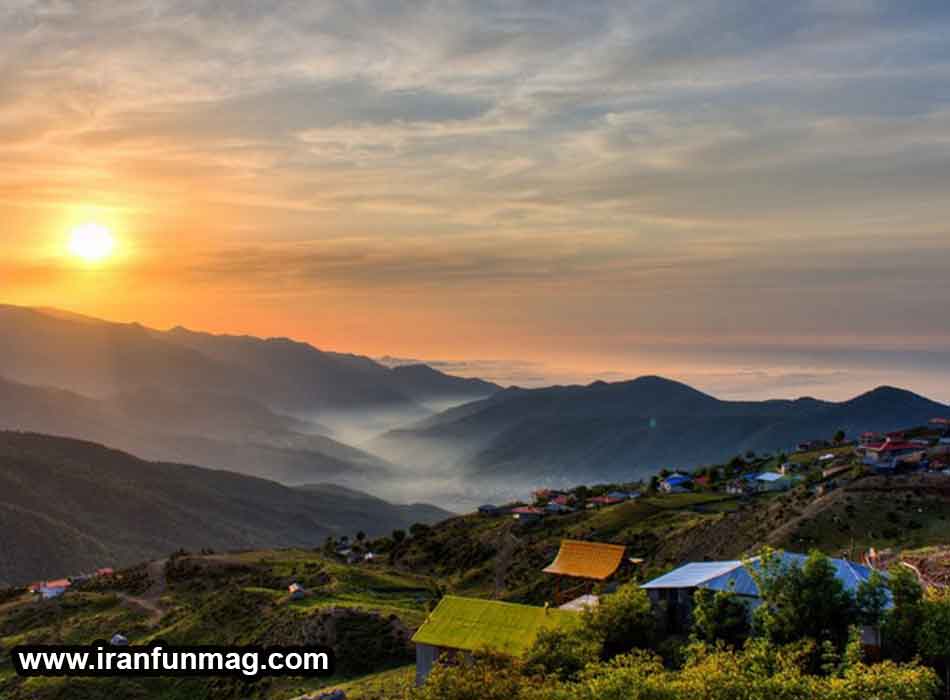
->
left=691, top=588, right=751, bottom=648
left=523, top=624, right=600, bottom=680
left=582, top=583, right=655, bottom=659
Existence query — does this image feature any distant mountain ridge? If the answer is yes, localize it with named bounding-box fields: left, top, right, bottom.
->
left=0, top=304, right=501, bottom=485
left=0, top=304, right=501, bottom=414
left=0, top=431, right=451, bottom=586
left=374, top=376, right=950, bottom=484
left=0, top=375, right=391, bottom=486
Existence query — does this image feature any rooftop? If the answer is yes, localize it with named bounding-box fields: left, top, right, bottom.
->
left=411, top=596, right=578, bottom=656
left=641, top=552, right=881, bottom=599
left=543, top=540, right=626, bottom=580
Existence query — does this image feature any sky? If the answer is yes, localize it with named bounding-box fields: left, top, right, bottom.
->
left=3, top=1, right=950, bottom=401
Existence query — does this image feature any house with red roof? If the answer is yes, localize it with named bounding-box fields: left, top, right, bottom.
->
left=511, top=506, right=544, bottom=524
left=586, top=495, right=623, bottom=508
left=862, top=438, right=924, bottom=471
left=34, top=578, right=72, bottom=599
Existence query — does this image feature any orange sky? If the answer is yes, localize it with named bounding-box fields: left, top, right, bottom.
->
left=4, top=2, right=950, bottom=400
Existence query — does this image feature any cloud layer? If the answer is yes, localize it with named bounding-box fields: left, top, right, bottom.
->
left=4, top=1, right=950, bottom=398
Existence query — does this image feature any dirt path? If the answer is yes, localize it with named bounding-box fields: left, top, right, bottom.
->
left=119, top=558, right=167, bottom=625
left=493, top=524, right=521, bottom=597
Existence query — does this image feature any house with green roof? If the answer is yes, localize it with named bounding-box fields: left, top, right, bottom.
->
left=411, top=595, right=579, bottom=685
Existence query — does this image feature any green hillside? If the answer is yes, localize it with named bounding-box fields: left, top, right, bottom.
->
left=5, top=465, right=949, bottom=698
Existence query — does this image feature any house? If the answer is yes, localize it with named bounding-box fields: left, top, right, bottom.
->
left=862, top=439, right=924, bottom=471
left=550, top=494, right=575, bottom=507
left=511, top=506, right=544, bottom=524
left=660, top=474, right=692, bottom=493
left=478, top=504, right=502, bottom=516
left=288, top=583, right=307, bottom=600
left=411, top=596, right=578, bottom=685
left=543, top=539, right=626, bottom=603
left=36, top=578, right=71, bottom=599
left=96, top=567, right=115, bottom=577
left=110, top=634, right=129, bottom=647
left=860, top=432, right=884, bottom=446
left=754, top=472, right=794, bottom=492
left=586, top=495, right=623, bottom=507
left=641, top=552, right=882, bottom=633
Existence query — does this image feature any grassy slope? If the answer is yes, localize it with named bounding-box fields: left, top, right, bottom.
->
left=0, top=551, right=435, bottom=700
left=4, top=466, right=950, bottom=699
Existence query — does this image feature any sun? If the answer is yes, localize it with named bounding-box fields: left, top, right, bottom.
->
left=68, top=223, right=116, bottom=262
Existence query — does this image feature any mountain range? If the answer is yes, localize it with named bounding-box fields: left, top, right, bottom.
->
left=0, top=431, right=450, bottom=586
left=374, top=375, right=950, bottom=486
left=4, top=303, right=950, bottom=502
left=0, top=304, right=499, bottom=486
left=0, top=305, right=499, bottom=415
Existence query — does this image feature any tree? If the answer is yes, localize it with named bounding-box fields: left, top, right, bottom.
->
left=856, top=569, right=889, bottom=630
left=691, top=588, right=751, bottom=648
left=356, top=530, right=366, bottom=543
left=391, top=529, right=406, bottom=545
left=834, top=429, right=846, bottom=444
left=751, top=549, right=856, bottom=664
left=883, top=565, right=924, bottom=662
left=582, top=582, right=655, bottom=659
left=919, top=591, right=950, bottom=698
left=409, top=522, right=431, bottom=539
left=524, top=624, right=600, bottom=681
left=647, top=476, right=659, bottom=494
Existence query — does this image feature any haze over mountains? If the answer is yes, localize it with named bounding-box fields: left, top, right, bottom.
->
left=2, top=303, right=949, bottom=507
left=376, top=376, right=950, bottom=489
left=0, top=431, right=450, bottom=586
left=0, top=304, right=499, bottom=486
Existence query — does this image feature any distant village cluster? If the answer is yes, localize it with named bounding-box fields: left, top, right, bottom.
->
left=476, top=417, right=950, bottom=525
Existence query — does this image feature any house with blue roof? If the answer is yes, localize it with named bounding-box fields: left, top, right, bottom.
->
left=659, top=474, right=692, bottom=494
left=754, top=471, right=797, bottom=492
left=641, top=552, right=882, bottom=633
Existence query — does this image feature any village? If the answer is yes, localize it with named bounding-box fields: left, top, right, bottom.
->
left=475, top=417, right=950, bottom=525
left=7, top=416, right=950, bottom=699
left=405, top=416, right=950, bottom=688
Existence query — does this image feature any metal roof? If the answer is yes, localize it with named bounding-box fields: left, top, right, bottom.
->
left=641, top=561, right=743, bottom=590
left=642, top=552, right=882, bottom=600
left=411, top=596, right=578, bottom=656
left=755, top=472, right=784, bottom=482
left=543, top=540, right=626, bottom=580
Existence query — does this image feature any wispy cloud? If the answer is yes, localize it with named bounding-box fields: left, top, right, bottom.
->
left=3, top=1, right=950, bottom=384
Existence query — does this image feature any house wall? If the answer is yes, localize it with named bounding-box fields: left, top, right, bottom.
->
left=415, top=644, right=438, bottom=686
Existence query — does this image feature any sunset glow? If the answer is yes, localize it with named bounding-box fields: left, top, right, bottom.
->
left=3, top=3, right=950, bottom=399
left=68, top=223, right=115, bottom=263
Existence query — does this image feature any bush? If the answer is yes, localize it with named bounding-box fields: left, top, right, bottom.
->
left=691, top=588, right=751, bottom=648
left=583, top=583, right=655, bottom=658
left=409, top=644, right=939, bottom=700
left=523, top=624, right=600, bottom=680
